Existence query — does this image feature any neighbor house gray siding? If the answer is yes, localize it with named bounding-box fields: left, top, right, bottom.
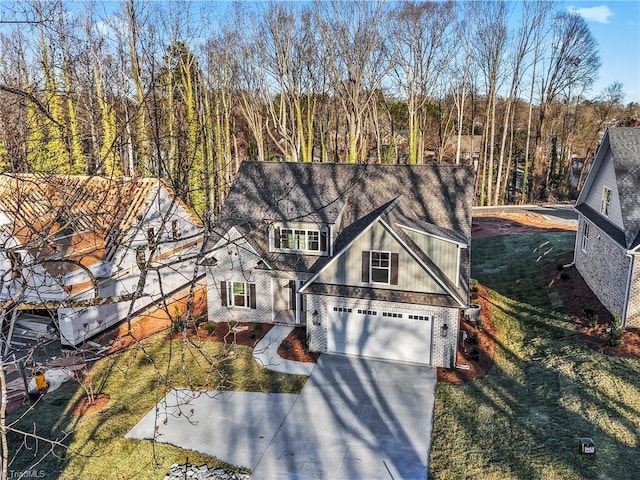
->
left=582, top=151, right=624, bottom=230
left=306, top=293, right=459, bottom=368
left=316, top=222, right=446, bottom=294
left=574, top=215, right=630, bottom=319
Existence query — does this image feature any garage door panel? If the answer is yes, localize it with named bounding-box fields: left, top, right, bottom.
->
left=328, top=309, right=432, bottom=365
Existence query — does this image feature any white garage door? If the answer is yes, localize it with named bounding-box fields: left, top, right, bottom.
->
left=327, top=306, right=432, bottom=365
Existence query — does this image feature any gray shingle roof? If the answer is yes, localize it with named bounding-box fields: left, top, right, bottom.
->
left=607, top=127, right=640, bottom=248
left=213, top=162, right=474, bottom=268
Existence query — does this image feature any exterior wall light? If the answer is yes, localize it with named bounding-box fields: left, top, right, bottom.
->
left=441, top=323, right=449, bottom=338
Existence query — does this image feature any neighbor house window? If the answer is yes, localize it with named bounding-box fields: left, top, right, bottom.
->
left=147, top=227, right=156, bottom=248
left=361, top=251, right=399, bottom=285
left=581, top=222, right=590, bottom=252
left=601, top=186, right=612, bottom=216
left=275, top=227, right=326, bottom=252
left=171, top=219, right=181, bottom=240
left=220, top=281, right=256, bottom=309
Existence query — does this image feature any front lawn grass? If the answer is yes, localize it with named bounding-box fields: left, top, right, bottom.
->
left=7, top=334, right=308, bottom=480
left=430, top=232, right=640, bottom=480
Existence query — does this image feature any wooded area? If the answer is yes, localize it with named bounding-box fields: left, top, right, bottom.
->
left=0, top=0, right=638, bottom=217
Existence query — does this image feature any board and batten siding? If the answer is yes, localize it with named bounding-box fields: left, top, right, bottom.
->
left=582, top=150, right=624, bottom=230
left=316, top=221, right=446, bottom=294
left=401, top=228, right=460, bottom=284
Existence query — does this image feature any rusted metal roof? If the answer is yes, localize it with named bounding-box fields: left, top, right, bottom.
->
left=0, top=174, right=157, bottom=278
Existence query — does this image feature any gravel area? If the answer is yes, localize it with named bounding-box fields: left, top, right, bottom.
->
left=163, top=463, right=249, bottom=480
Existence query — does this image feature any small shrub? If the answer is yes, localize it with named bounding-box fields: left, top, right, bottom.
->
left=193, top=313, right=207, bottom=326
left=584, top=308, right=595, bottom=317
left=171, top=317, right=185, bottom=334
left=251, top=321, right=261, bottom=331
left=228, top=320, right=238, bottom=330
left=467, top=334, right=479, bottom=345
left=556, top=263, right=564, bottom=271
left=474, top=316, right=484, bottom=330
left=204, top=322, right=216, bottom=336
left=587, top=313, right=599, bottom=328
left=560, top=271, right=570, bottom=281
left=469, top=345, right=480, bottom=361
left=609, top=312, right=624, bottom=347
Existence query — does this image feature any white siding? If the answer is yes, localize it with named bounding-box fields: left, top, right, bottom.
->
left=59, top=249, right=203, bottom=345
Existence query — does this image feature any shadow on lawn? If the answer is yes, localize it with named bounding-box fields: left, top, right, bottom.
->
left=433, top=317, right=640, bottom=479
left=430, top=232, right=640, bottom=479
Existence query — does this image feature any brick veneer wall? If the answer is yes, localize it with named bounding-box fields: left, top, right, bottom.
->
left=306, top=294, right=459, bottom=368
left=206, top=268, right=274, bottom=323
left=574, top=216, right=630, bottom=320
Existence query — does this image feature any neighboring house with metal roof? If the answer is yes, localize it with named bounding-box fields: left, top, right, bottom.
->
left=574, top=127, right=640, bottom=328
left=203, top=162, right=473, bottom=367
left=0, top=175, right=203, bottom=346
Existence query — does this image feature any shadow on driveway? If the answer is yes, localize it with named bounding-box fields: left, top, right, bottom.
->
left=251, top=354, right=436, bottom=479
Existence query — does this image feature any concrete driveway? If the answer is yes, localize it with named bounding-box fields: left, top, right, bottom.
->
left=251, top=354, right=437, bottom=480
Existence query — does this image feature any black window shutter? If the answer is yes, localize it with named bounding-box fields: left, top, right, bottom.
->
left=220, top=281, right=227, bottom=306
left=362, top=251, right=370, bottom=282
left=320, top=229, right=328, bottom=253
left=249, top=283, right=257, bottom=309
left=288, top=280, right=297, bottom=310
left=390, top=253, right=399, bottom=285
left=274, top=228, right=281, bottom=249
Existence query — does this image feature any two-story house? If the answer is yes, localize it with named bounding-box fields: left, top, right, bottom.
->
left=0, top=174, right=203, bottom=346
left=574, top=127, right=640, bottom=328
left=204, top=162, right=473, bottom=367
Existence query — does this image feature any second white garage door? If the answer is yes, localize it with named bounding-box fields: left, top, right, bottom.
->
left=327, top=306, right=432, bottom=365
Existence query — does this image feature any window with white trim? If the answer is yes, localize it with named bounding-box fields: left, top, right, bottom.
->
left=279, top=228, right=322, bottom=252
left=230, top=282, right=250, bottom=307
left=601, top=186, right=612, bottom=216
left=361, top=250, right=399, bottom=285
left=581, top=222, right=590, bottom=253
left=370, top=251, right=391, bottom=283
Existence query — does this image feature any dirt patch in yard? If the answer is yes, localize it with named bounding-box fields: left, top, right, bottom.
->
left=71, top=393, right=110, bottom=416
left=184, top=322, right=273, bottom=348
left=548, top=252, right=640, bottom=360
left=472, top=214, right=575, bottom=238
left=98, top=283, right=209, bottom=353
left=277, top=327, right=320, bottom=363
left=438, top=284, right=496, bottom=383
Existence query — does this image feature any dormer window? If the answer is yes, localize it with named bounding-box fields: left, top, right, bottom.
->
left=274, top=226, right=327, bottom=253
left=601, top=186, right=611, bottom=216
